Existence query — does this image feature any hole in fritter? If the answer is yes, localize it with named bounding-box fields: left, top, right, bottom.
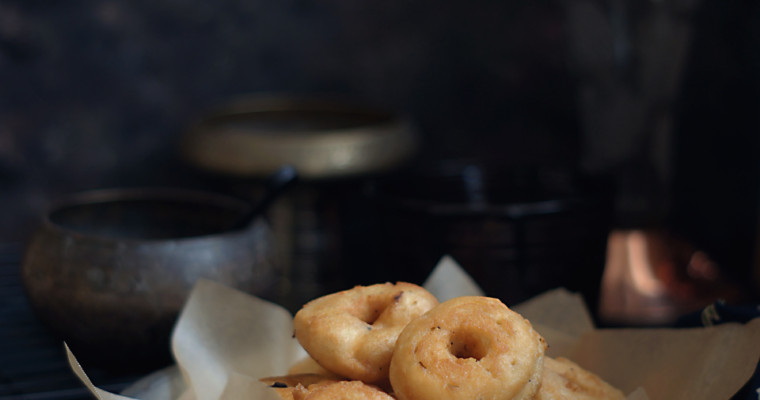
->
left=449, top=329, right=489, bottom=361
left=355, top=296, right=392, bottom=325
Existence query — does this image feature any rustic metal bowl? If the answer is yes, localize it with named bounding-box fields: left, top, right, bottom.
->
left=21, top=188, right=277, bottom=371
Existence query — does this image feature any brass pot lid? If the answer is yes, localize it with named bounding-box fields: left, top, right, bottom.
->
left=181, top=95, right=419, bottom=179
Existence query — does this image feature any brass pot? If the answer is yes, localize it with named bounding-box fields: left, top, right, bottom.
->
left=21, top=188, right=276, bottom=371
left=181, top=95, right=418, bottom=179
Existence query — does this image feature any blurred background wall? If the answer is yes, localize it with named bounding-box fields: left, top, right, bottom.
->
left=1, top=0, right=758, bottom=292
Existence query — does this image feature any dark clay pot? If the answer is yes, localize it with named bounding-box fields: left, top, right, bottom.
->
left=21, top=188, right=276, bottom=371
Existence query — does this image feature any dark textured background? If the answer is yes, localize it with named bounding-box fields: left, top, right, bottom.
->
left=0, top=0, right=576, bottom=235
left=0, top=0, right=759, bottom=286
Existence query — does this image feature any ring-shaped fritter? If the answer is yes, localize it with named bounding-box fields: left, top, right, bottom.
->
left=389, top=296, right=546, bottom=400
left=293, top=282, right=439, bottom=383
left=535, top=357, right=625, bottom=400
left=293, top=380, right=395, bottom=400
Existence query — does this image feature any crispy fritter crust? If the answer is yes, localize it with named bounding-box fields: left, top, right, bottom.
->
left=389, top=296, right=546, bottom=400
left=294, top=282, right=439, bottom=383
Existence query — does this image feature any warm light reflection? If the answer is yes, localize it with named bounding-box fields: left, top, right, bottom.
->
left=599, top=230, right=677, bottom=325
left=626, top=231, right=666, bottom=297
left=598, top=229, right=740, bottom=326
left=687, top=251, right=719, bottom=281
